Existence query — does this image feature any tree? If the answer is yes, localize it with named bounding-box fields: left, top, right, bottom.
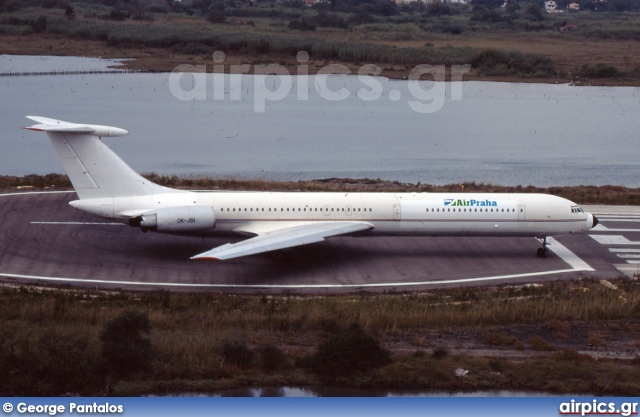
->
left=100, top=310, right=152, bottom=393
left=522, top=2, right=544, bottom=20
left=426, top=1, right=452, bottom=16
left=221, top=340, right=254, bottom=368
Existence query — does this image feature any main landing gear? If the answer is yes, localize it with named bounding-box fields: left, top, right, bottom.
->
left=536, top=237, right=549, bottom=258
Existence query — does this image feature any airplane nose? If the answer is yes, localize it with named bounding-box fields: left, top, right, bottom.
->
left=592, top=214, right=599, bottom=228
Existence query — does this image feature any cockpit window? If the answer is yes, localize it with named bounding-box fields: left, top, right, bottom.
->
left=570, top=205, right=584, bottom=213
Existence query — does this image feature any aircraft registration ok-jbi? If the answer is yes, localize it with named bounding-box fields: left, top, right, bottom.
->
left=25, top=116, right=599, bottom=261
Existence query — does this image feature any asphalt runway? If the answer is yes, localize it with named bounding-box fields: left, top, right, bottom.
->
left=0, top=191, right=636, bottom=293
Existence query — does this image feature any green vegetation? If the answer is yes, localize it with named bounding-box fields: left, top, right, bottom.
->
left=0, top=278, right=639, bottom=395
left=3, top=174, right=640, bottom=206
left=2, top=0, right=640, bottom=81
left=304, top=326, right=392, bottom=380
left=100, top=310, right=153, bottom=393
left=0, top=173, right=71, bottom=189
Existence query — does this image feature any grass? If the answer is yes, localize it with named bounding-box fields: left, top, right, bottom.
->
left=1, top=278, right=639, bottom=395
left=3, top=174, right=639, bottom=206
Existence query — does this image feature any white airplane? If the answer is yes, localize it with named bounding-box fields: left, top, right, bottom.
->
left=25, top=116, right=599, bottom=261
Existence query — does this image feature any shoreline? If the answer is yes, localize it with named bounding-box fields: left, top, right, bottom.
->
left=2, top=174, right=640, bottom=205
left=2, top=36, right=640, bottom=87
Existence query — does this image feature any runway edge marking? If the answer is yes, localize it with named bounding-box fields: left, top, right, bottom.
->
left=0, top=190, right=75, bottom=197
left=0, top=268, right=586, bottom=289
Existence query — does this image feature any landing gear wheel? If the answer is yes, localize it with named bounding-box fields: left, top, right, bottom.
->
left=536, top=237, right=549, bottom=258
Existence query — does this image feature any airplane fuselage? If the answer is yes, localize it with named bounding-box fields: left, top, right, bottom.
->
left=70, top=191, right=595, bottom=238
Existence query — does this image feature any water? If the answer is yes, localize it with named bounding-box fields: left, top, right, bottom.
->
left=0, top=54, right=126, bottom=73
left=166, top=387, right=567, bottom=397
left=2, top=55, right=639, bottom=187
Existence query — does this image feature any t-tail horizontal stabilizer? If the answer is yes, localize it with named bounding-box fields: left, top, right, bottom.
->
left=24, top=116, right=128, bottom=137
left=24, top=116, right=177, bottom=200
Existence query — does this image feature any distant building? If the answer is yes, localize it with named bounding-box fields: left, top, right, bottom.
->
left=397, top=0, right=468, bottom=4
left=545, top=0, right=561, bottom=12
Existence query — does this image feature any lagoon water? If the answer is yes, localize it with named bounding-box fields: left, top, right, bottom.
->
left=1, top=55, right=639, bottom=187
left=204, top=387, right=559, bottom=397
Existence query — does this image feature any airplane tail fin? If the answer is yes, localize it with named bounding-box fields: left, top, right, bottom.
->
left=24, top=116, right=175, bottom=200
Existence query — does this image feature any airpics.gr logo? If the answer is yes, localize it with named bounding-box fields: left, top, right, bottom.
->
left=444, top=199, right=498, bottom=207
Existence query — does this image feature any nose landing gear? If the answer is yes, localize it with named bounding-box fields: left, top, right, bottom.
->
left=536, top=237, right=549, bottom=258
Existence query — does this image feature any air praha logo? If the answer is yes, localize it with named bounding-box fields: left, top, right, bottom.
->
left=444, top=198, right=498, bottom=207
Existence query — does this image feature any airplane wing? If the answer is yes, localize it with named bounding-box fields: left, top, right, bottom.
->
left=191, top=221, right=374, bottom=261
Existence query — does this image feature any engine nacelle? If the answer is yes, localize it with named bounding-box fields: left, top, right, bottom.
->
left=129, top=206, right=215, bottom=233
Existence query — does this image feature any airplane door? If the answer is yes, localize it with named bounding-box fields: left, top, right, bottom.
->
left=346, top=205, right=352, bottom=216
left=323, top=205, right=330, bottom=216
left=518, top=205, right=526, bottom=221
left=393, top=204, right=401, bottom=221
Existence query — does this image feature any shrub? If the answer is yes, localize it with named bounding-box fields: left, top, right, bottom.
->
left=221, top=340, right=254, bottom=368
left=106, top=10, right=128, bottom=21
left=547, top=319, right=570, bottom=332
left=100, top=310, right=152, bottom=379
left=587, top=334, right=606, bottom=346
left=288, top=18, right=317, bottom=31
left=432, top=347, right=449, bottom=359
left=483, top=332, right=521, bottom=347
left=207, top=6, right=226, bottom=23
left=554, top=348, right=593, bottom=362
left=554, top=331, right=570, bottom=341
left=315, top=11, right=348, bottom=28
left=529, top=335, right=555, bottom=351
left=577, top=63, right=620, bottom=79
left=443, top=25, right=464, bottom=35
left=471, top=48, right=556, bottom=78
left=0, top=329, right=100, bottom=395
left=426, top=1, right=451, bottom=16
left=308, top=327, right=391, bottom=379
left=522, top=3, right=544, bottom=21
left=257, top=345, right=287, bottom=373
